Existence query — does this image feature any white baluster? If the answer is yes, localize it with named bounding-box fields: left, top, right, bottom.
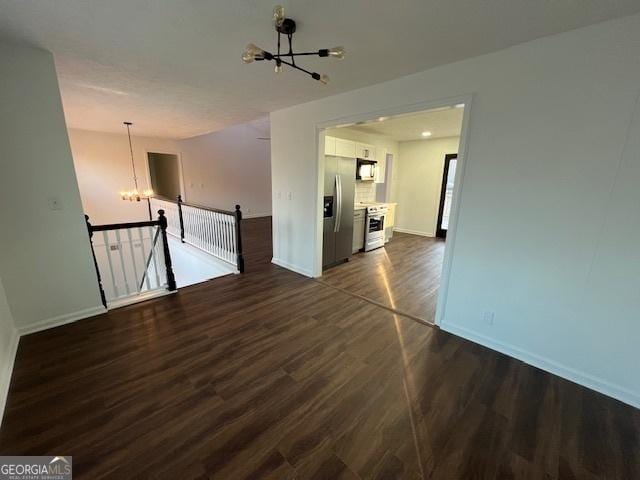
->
left=126, top=229, right=140, bottom=293
left=103, top=230, right=119, bottom=298
left=138, top=227, right=151, bottom=290
left=150, top=226, right=161, bottom=288
left=114, top=229, right=131, bottom=295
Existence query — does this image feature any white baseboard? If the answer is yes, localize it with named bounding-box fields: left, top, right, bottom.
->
left=393, top=227, right=435, bottom=237
left=441, top=321, right=640, bottom=409
left=271, top=257, right=313, bottom=278
left=0, top=327, right=19, bottom=427
left=18, top=305, right=107, bottom=336
left=106, top=290, right=176, bottom=310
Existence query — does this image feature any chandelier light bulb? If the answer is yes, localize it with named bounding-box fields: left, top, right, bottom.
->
left=328, top=46, right=345, bottom=59
left=319, top=74, right=330, bottom=84
left=273, top=5, right=285, bottom=26
left=243, top=43, right=265, bottom=63
left=246, top=43, right=263, bottom=55
left=275, top=62, right=283, bottom=73
left=242, top=51, right=254, bottom=64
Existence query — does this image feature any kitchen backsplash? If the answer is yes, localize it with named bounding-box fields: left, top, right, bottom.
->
left=355, top=181, right=376, bottom=204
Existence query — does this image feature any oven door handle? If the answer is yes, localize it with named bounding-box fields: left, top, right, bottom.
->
left=334, top=174, right=342, bottom=233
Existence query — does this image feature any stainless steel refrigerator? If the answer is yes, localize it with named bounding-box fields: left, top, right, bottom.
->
left=323, top=156, right=356, bottom=269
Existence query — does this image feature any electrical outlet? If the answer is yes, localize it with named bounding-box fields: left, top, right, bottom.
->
left=483, top=311, right=495, bottom=325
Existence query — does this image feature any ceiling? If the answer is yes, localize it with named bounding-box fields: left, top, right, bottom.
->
left=351, top=106, right=464, bottom=142
left=1, top=1, right=639, bottom=139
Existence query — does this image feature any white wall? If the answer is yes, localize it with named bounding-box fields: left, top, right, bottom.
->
left=270, top=14, right=640, bottom=407
left=69, top=128, right=178, bottom=224
left=0, top=42, right=104, bottom=333
left=178, top=117, right=272, bottom=217
left=0, top=275, right=18, bottom=425
left=71, top=116, right=272, bottom=224
left=393, top=137, right=460, bottom=236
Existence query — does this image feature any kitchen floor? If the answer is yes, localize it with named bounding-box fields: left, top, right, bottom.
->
left=320, top=232, right=445, bottom=324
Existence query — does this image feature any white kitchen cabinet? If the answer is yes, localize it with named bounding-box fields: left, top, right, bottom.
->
left=324, top=135, right=336, bottom=156
left=385, top=203, right=396, bottom=242
left=353, top=209, right=366, bottom=253
left=374, top=148, right=387, bottom=183
left=335, top=138, right=357, bottom=158
left=356, top=142, right=376, bottom=160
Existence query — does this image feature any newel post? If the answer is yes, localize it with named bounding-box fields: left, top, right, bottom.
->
left=234, top=204, right=245, bottom=273
left=177, top=195, right=185, bottom=242
left=158, top=209, right=177, bottom=291
left=85, top=215, right=107, bottom=309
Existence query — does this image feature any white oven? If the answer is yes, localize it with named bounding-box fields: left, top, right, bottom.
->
left=364, top=204, right=388, bottom=251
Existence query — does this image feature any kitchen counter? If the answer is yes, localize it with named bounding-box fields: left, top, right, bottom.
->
left=355, top=202, right=397, bottom=208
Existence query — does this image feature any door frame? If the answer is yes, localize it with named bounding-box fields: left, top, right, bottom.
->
left=435, top=153, right=458, bottom=238
left=314, top=94, right=473, bottom=326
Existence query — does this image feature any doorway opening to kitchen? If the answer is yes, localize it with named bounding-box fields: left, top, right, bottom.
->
left=318, top=101, right=467, bottom=325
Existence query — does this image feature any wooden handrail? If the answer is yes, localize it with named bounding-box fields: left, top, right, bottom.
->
left=154, top=194, right=235, bottom=216
left=89, top=219, right=160, bottom=232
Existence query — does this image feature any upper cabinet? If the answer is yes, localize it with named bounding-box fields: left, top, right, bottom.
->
left=324, top=136, right=376, bottom=160
left=324, top=135, right=336, bottom=156
left=355, top=143, right=376, bottom=161
left=335, top=138, right=357, bottom=158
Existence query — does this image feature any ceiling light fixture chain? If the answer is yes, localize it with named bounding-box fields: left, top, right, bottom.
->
left=242, top=5, right=345, bottom=84
left=119, top=121, right=153, bottom=202
left=124, top=121, right=138, bottom=191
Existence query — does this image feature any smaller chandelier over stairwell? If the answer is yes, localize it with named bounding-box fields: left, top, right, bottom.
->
left=119, top=121, right=154, bottom=202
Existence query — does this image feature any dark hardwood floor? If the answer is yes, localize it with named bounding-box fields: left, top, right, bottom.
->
left=1, top=218, right=638, bottom=479
left=321, top=233, right=445, bottom=324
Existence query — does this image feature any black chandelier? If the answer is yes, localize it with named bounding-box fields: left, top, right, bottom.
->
left=242, top=5, right=345, bottom=84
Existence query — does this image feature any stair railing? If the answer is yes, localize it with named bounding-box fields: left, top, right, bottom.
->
left=151, top=196, right=245, bottom=273
left=85, top=209, right=177, bottom=309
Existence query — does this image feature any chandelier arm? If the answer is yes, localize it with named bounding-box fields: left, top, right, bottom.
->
left=288, top=33, right=296, bottom=66
left=275, top=51, right=323, bottom=58
left=277, top=58, right=316, bottom=78
left=277, top=31, right=281, bottom=57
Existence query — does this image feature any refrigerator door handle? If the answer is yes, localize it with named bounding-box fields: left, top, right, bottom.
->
left=334, top=174, right=342, bottom=232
